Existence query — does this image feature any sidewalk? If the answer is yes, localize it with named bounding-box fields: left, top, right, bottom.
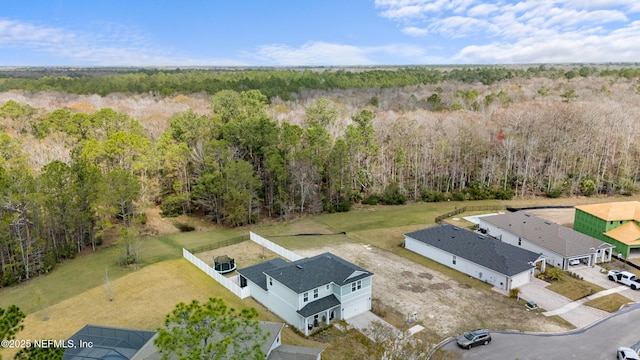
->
left=543, top=285, right=627, bottom=316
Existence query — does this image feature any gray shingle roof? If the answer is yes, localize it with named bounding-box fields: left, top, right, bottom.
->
left=237, top=258, right=289, bottom=290
left=480, top=211, right=613, bottom=257
left=297, top=294, right=341, bottom=317
left=263, top=252, right=373, bottom=294
left=268, top=344, right=323, bottom=360
left=405, top=224, right=541, bottom=276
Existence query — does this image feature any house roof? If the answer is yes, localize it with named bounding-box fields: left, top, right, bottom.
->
left=405, top=224, right=542, bottom=276
left=604, top=221, right=640, bottom=246
left=63, top=324, right=156, bottom=360
left=480, top=211, right=613, bottom=257
left=575, top=201, right=640, bottom=221
left=297, top=294, right=341, bottom=317
left=263, top=252, right=373, bottom=294
left=237, top=258, right=289, bottom=290
left=268, top=344, right=323, bottom=360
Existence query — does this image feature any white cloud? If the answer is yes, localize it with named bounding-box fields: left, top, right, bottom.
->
left=250, top=42, right=374, bottom=66
left=0, top=19, right=237, bottom=66
left=247, top=41, right=442, bottom=66
left=375, top=0, right=640, bottom=63
left=402, top=26, right=429, bottom=36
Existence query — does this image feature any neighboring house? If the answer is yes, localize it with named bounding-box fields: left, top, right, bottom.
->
left=64, top=323, right=322, bottom=360
left=574, top=201, right=640, bottom=258
left=404, top=224, right=544, bottom=291
left=479, top=211, right=613, bottom=270
left=237, top=252, right=374, bottom=336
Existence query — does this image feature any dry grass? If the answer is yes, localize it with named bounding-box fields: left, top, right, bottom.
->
left=1, top=258, right=323, bottom=359
left=585, top=293, right=634, bottom=313
left=546, top=277, right=605, bottom=301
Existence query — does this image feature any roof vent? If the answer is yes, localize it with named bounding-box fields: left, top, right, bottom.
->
left=296, top=265, right=303, bottom=270
left=525, top=214, right=531, bottom=217
left=544, top=221, right=551, bottom=225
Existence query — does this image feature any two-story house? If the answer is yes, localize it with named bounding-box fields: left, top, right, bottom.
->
left=237, top=252, right=374, bottom=335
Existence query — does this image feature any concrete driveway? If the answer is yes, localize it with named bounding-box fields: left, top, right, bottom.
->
left=517, top=264, right=640, bottom=328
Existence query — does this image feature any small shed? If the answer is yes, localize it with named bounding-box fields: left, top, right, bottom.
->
left=213, top=255, right=236, bottom=274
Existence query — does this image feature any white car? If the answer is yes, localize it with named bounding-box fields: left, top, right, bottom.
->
left=569, top=259, right=580, bottom=266
left=617, top=347, right=640, bottom=360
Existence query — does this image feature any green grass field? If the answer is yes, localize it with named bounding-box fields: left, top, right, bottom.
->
left=3, top=195, right=640, bottom=360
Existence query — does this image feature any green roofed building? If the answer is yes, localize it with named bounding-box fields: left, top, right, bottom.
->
left=574, top=201, right=640, bottom=258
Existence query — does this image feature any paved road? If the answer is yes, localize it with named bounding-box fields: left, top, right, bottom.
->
left=440, top=304, right=640, bottom=359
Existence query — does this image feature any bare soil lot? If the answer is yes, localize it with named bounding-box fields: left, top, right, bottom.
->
left=294, top=243, right=569, bottom=337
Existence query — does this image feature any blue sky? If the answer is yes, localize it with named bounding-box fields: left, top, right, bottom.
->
left=1, top=0, right=639, bottom=66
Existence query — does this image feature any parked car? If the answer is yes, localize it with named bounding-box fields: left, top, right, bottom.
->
left=617, top=347, right=640, bottom=360
left=569, top=259, right=580, bottom=266
left=456, top=329, right=491, bottom=349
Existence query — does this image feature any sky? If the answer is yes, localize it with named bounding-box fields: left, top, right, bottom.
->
left=1, top=0, right=639, bottom=66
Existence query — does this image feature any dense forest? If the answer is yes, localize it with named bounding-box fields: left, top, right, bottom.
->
left=0, top=65, right=639, bottom=285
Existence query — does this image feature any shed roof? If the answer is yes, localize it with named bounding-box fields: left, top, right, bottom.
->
left=575, top=201, right=640, bottom=221
left=237, top=258, right=289, bottom=290
left=480, top=211, right=613, bottom=257
left=405, top=224, right=541, bottom=276
left=263, top=252, right=373, bottom=294
left=604, top=222, right=640, bottom=246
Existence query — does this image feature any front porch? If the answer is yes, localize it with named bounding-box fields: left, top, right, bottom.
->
left=298, top=295, right=341, bottom=336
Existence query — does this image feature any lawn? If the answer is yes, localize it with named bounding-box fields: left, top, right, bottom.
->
left=0, top=226, right=245, bottom=315
left=546, top=276, right=605, bottom=301
left=585, top=293, right=633, bottom=312
left=0, top=258, right=323, bottom=360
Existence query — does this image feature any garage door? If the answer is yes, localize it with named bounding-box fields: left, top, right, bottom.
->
left=343, top=298, right=370, bottom=320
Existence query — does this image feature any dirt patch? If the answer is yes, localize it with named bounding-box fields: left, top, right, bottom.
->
left=194, top=240, right=285, bottom=273
left=295, top=243, right=570, bottom=337
left=399, top=282, right=427, bottom=293
left=523, top=208, right=576, bottom=228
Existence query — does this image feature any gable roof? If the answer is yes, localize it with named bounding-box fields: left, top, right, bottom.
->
left=405, top=224, right=541, bottom=276
left=263, top=252, right=373, bottom=294
left=237, top=258, right=289, bottom=290
left=480, top=211, right=613, bottom=256
left=63, top=325, right=156, bottom=360
left=604, top=221, right=640, bottom=245
left=268, top=344, right=323, bottom=360
left=575, top=201, right=640, bottom=221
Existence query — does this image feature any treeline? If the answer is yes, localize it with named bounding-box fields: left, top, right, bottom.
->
left=1, top=66, right=640, bottom=285
left=0, top=104, right=145, bottom=286
left=2, top=65, right=640, bottom=99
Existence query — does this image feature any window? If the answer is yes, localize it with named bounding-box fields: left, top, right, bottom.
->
left=303, top=292, right=308, bottom=302
left=452, top=255, right=457, bottom=265
left=313, top=289, right=318, bottom=299
left=269, top=277, right=272, bottom=286
left=518, top=237, right=522, bottom=246
left=352, top=280, right=362, bottom=292
left=326, top=284, right=330, bottom=290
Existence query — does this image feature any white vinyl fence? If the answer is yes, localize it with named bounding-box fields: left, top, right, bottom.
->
left=182, top=248, right=250, bottom=299
left=250, top=232, right=303, bottom=261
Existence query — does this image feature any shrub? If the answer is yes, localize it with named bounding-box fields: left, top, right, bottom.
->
left=175, top=223, right=195, bottom=232
left=380, top=182, right=407, bottom=205
left=420, top=189, right=445, bottom=202
left=362, top=194, right=380, bottom=205
left=509, top=288, right=521, bottom=299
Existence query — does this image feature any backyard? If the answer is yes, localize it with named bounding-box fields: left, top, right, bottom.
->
left=2, top=197, right=640, bottom=359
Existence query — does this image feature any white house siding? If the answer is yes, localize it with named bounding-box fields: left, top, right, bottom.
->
left=248, top=282, right=269, bottom=308
left=510, top=269, right=534, bottom=289
left=339, top=278, right=373, bottom=319
left=298, top=281, right=335, bottom=309
left=404, top=236, right=513, bottom=290
left=480, top=221, right=566, bottom=270
left=266, top=279, right=303, bottom=328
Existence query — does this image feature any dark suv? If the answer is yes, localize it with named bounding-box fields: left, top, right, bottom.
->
left=456, top=329, right=491, bottom=349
